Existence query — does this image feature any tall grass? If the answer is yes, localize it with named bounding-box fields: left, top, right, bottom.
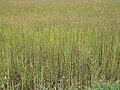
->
left=0, top=0, right=120, bottom=90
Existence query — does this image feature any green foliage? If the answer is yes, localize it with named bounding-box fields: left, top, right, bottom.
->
left=85, top=81, right=120, bottom=90
left=0, top=0, right=120, bottom=90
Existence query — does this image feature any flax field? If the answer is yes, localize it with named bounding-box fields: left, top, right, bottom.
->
left=0, top=0, right=120, bottom=90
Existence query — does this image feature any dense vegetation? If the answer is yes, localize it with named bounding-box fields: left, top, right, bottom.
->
left=0, top=0, right=120, bottom=90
